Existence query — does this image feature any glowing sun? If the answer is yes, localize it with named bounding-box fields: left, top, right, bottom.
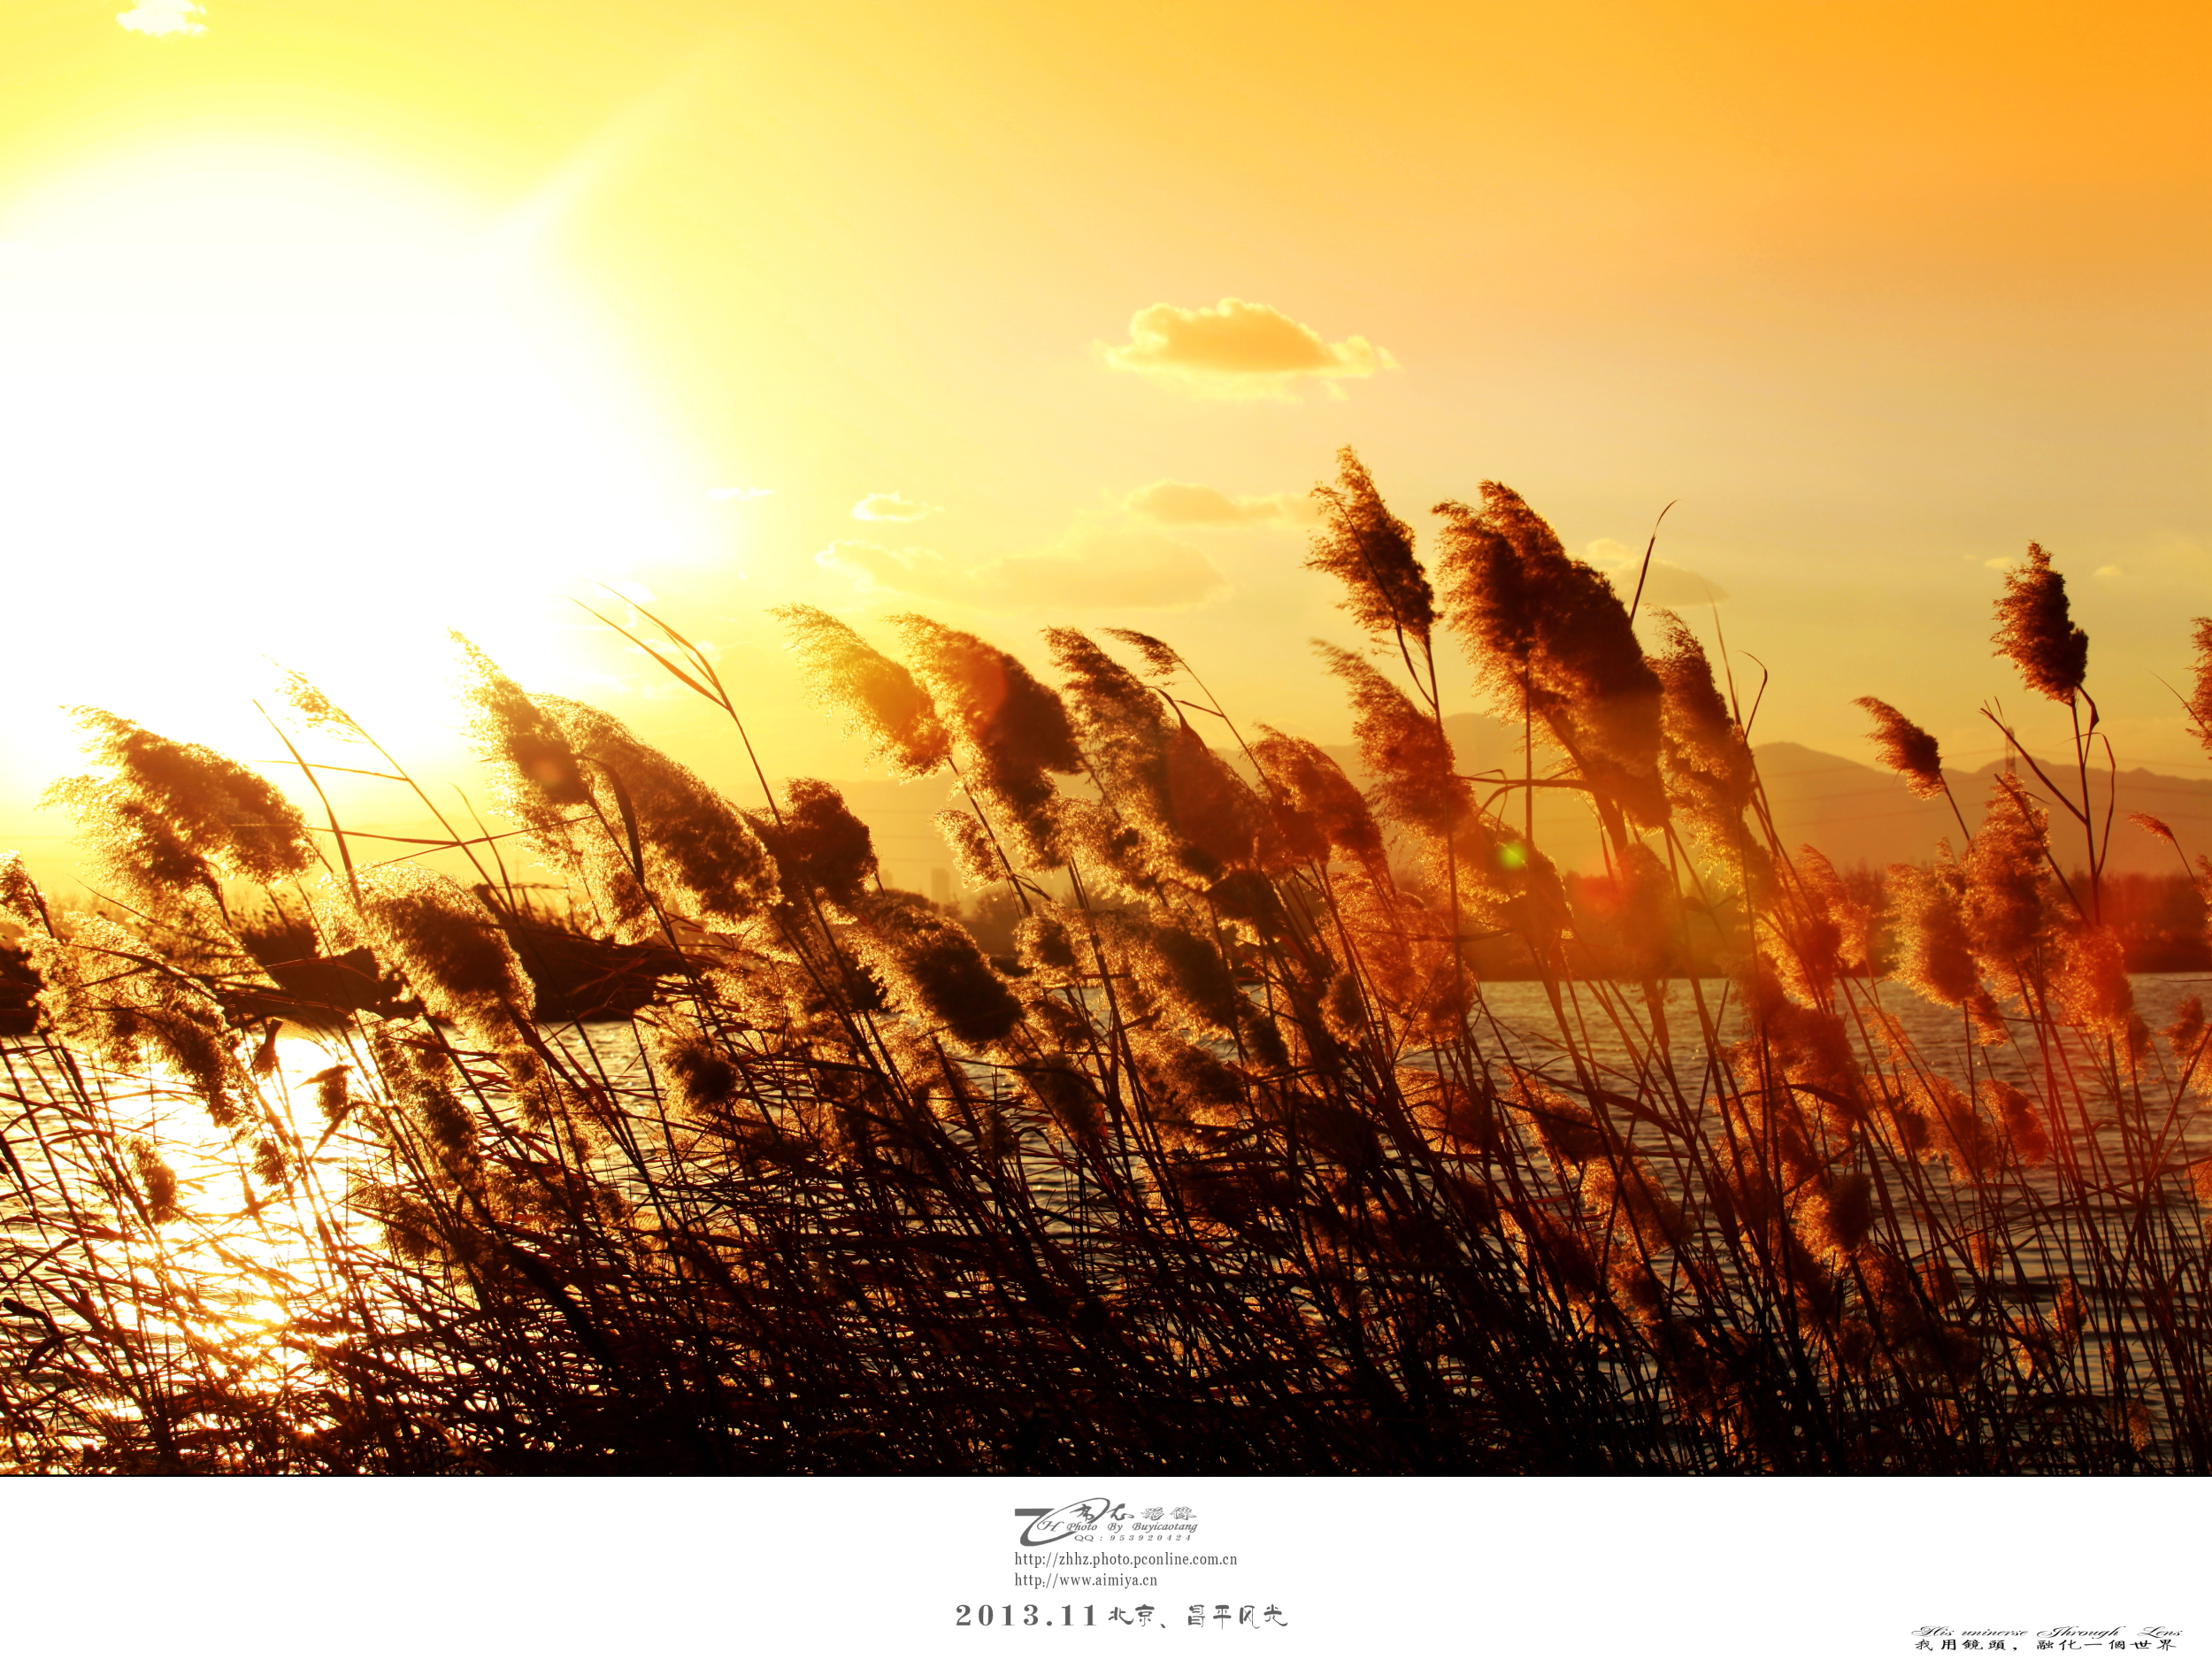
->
left=0, top=143, right=696, bottom=791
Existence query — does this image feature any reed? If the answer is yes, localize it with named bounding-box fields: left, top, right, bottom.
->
left=1, top=453, right=2205, bottom=1472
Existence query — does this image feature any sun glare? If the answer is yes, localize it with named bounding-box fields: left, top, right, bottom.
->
left=0, top=146, right=699, bottom=795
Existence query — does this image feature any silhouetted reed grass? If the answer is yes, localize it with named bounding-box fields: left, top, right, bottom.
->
left=2, top=452, right=2207, bottom=1472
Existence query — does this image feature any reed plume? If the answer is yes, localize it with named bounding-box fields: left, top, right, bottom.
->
left=1962, top=778, right=2049, bottom=997
left=1045, top=627, right=1262, bottom=881
left=847, top=889, right=1023, bottom=1047
left=1249, top=728, right=1386, bottom=873
left=1884, top=862, right=1982, bottom=1012
left=933, top=807, right=1005, bottom=888
left=1097, top=911, right=1241, bottom=1038
left=1978, top=1077, right=2050, bottom=1167
left=456, top=635, right=591, bottom=818
left=342, top=865, right=535, bottom=1050
left=1652, top=611, right=1757, bottom=865
left=750, top=780, right=878, bottom=908
left=892, top=615, right=1080, bottom=867
left=773, top=604, right=953, bottom=778
left=1992, top=542, right=2089, bottom=703
left=43, top=709, right=315, bottom=943
left=1433, top=486, right=1667, bottom=833
left=1315, top=643, right=1471, bottom=845
left=12, top=905, right=248, bottom=1128
left=1794, top=845, right=1871, bottom=981
left=538, top=694, right=781, bottom=934
left=2185, top=619, right=2212, bottom=764
left=1306, top=447, right=1435, bottom=643
left=2054, top=920, right=2136, bottom=1046
left=1855, top=697, right=1947, bottom=800
left=1099, top=626, right=1184, bottom=680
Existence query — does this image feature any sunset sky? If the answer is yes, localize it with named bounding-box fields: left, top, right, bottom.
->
left=0, top=0, right=2205, bottom=880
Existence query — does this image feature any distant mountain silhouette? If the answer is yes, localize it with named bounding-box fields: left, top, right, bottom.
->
left=118, top=733, right=2200, bottom=908
left=1754, top=742, right=2212, bottom=877
left=631, top=722, right=2212, bottom=895
left=1315, top=712, right=2212, bottom=876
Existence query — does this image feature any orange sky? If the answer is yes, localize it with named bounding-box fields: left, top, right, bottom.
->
left=0, top=0, right=2206, bottom=878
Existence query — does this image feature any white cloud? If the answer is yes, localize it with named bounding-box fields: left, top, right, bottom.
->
left=818, top=527, right=1227, bottom=612
left=852, top=491, right=941, bottom=522
left=1123, top=480, right=1317, bottom=527
left=1584, top=538, right=1728, bottom=605
left=117, top=0, right=204, bottom=34
left=1103, top=298, right=1396, bottom=399
left=2095, top=565, right=2124, bottom=578
left=707, top=485, right=772, bottom=502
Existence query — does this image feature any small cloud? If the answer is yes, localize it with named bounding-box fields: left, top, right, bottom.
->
left=1103, top=298, right=1396, bottom=399
left=117, top=0, right=204, bottom=33
left=818, top=528, right=1226, bottom=612
left=708, top=485, right=772, bottom=502
left=2095, top=565, right=2124, bottom=578
left=1124, top=480, right=1318, bottom=527
left=1984, top=556, right=2016, bottom=571
left=1584, top=538, right=1727, bottom=605
left=852, top=492, right=940, bottom=523
left=1129, top=481, right=1247, bottom=525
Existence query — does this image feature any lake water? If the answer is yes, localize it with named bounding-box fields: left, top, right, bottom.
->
left=6, top=971, right=2205, bottom=1464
